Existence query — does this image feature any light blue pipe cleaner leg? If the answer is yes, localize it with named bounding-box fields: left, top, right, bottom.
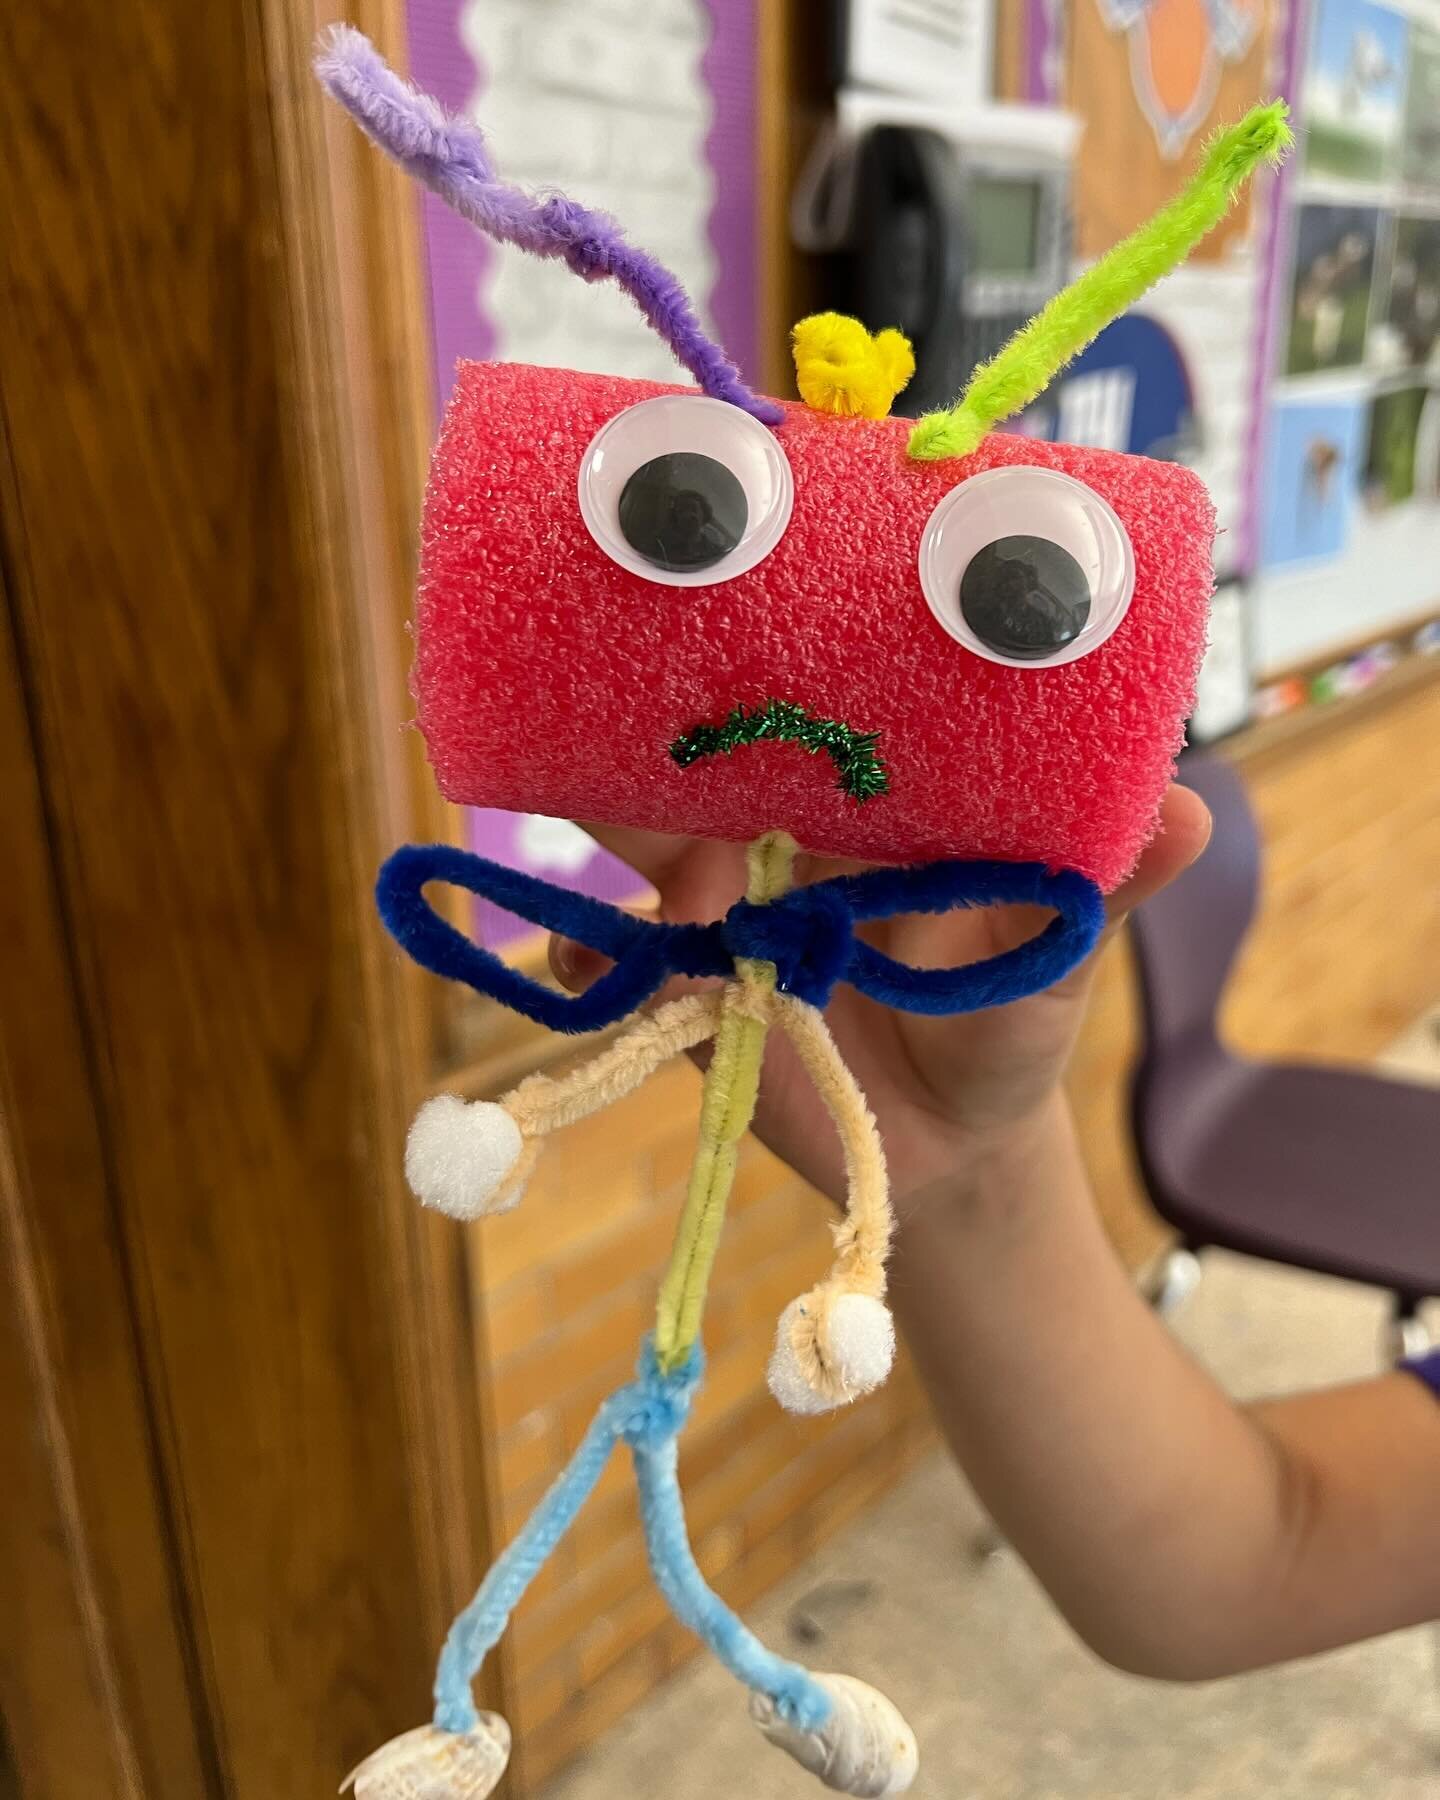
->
left=630, top=1408, right=832, bottom=1730
left=432, top=1336, right=830, bottom=1738
left=433, top=1389, right=626, bottom=1732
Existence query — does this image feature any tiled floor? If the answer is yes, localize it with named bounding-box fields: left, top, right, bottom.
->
left=542, top=1017, right=1440, bottom=1799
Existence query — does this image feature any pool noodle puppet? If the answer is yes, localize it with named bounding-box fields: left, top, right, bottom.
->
left=316, top=29, right=1289, bottom=1797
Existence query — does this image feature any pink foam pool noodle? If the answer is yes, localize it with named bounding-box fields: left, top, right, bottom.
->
left=413, top=363, right=1214, bottom=892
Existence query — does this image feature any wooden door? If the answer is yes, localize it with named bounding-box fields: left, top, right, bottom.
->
left=0, top=2, right=498, bottom=1793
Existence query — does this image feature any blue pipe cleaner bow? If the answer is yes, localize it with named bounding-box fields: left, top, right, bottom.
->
left=376, top=843, right=1105, bottom=1033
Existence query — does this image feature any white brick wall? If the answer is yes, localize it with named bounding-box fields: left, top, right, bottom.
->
left=456, top=0, right=719, bottom=381
left=1139, top=251, right=1263, bottom=579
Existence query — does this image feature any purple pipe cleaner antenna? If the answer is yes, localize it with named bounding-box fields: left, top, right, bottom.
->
left=314, top=26, right=782, bottom=425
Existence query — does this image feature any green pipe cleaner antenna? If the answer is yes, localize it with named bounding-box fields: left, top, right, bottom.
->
left=907, top=101, right=1293, bottom=463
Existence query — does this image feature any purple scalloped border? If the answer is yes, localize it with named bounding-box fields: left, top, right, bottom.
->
left=1024, top=0, right=1063, bottom=104
left=405, top=4, right=760, bottom=415
left=405, top=4, right=494, bottom=420
left=1239, top=0, right=1308, bottom=576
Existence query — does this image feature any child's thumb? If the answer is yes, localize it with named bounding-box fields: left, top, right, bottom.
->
left=1104, top=782, right=1213, bottom=937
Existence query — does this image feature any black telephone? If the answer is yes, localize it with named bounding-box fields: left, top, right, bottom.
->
left=847, top=127, right=971, bottom=415
left=831, top=126, right=1072, bottom=418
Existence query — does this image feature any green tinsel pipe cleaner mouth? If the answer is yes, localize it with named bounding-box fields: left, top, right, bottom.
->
left=670, top=699, right=890, bottom=802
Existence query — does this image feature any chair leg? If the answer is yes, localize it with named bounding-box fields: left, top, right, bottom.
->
left=1386, top=1293, right=1432, bottom=1363
left=1432, top=1624, right=1440, bottom=1732
left=969, top=1521, right=1007, bottom=1565
left=1144, top=1245, right=1203, bottom=1319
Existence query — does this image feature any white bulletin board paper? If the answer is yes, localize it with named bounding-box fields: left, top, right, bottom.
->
left=844, top=0, right=994, bottom=107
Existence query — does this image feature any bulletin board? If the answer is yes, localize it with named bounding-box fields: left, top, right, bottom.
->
left=1052, top=0, right=1280, bottom=587
left=1068, top=0, right=1274, bottom=258
left=1249, top=0, right=1440, bottom=673
left=1053, top=0, right=1440, bottom=707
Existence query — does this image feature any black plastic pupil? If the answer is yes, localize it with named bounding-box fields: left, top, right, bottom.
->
left=959, top=535, right=1092, bottom=660
left=618, top=452, right=747, bottom=573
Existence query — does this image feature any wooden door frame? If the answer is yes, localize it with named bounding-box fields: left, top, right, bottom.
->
left=0, top=0, right=499, bottom=1792
left=0, top=520, right=214, bottom=1800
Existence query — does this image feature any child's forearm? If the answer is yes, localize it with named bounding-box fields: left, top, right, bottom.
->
left=888, top=1096, right=1440, bottom=1678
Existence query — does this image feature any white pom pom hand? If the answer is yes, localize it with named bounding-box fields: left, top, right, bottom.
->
left=767, top=1288, right=896, bottom=1415
left=751, top=1674, right=917, bottom=1797
left=404, top=1096, right=527, bottom=1220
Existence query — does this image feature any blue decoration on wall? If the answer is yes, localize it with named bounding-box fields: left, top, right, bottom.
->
left=1025, top=313, right=1198, bottom=461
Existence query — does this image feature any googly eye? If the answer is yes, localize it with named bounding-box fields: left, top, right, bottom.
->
left=918, top=466, right=1136, bottom=668
left=578, top=394, right=793, bottom=587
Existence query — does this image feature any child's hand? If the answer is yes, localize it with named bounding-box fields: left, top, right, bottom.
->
left=550, top=784, right=1211, bottom=1207
left=555, top=786, right=1440, bottom=1676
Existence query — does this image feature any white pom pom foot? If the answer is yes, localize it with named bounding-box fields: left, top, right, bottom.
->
left=341, top=1717, right=511, bottom=1798
left=750, top=1674, right=917, bottom=1797
left=767, top=1291, right=896, bottom=1414
left=404, top=1096, right=525, bottom=1221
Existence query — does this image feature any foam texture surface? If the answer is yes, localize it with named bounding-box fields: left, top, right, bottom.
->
left=414, top=365, right=1215, bottom=890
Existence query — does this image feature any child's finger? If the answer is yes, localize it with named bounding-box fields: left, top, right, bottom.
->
left=1044, top=784, right=1210, bottom=1001
left=559, top=785, right=1210, bottom=1001
left=547, top=916, right=719, bottom=1076
left=547, top=904, right=708, bottom=1009
left=548, top=902, right=662, bottom=992
left=576, top=821, right=871, bottom=905
left=548, top=930, right=611, bottom=992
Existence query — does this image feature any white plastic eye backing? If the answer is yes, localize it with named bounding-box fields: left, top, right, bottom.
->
left=578, top=394, right=794, bottom=587
left=917, top=466, right=1136, bottom=669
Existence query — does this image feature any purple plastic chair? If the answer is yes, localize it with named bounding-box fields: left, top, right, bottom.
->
left=1128, top=754, right=1439, bottom=1355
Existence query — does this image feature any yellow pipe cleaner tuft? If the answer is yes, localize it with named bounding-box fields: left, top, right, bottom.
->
left=907, top=100, right=1293, bottom=462
left=792, top=312, right=916, bottom=419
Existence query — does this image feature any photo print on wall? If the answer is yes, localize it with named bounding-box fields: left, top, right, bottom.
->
left=1363, top=385, right=1440, bottom=507
left=1384, top=217, right=1440, bottom=369
left=1400, top=26, right=1440, bottom=186
left=1262, top=395, right=1369, bottom=566
left=1286, top=203, right=1381, bottom=375
left=1302, top=0, right=1409, bottom=182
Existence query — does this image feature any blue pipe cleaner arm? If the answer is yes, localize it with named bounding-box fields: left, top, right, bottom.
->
left=375, top=843, right=1105, bottom=1030
left=838, top=861, right=1106, bottom=1013
left=375, top=842, right=731, bottom=1034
